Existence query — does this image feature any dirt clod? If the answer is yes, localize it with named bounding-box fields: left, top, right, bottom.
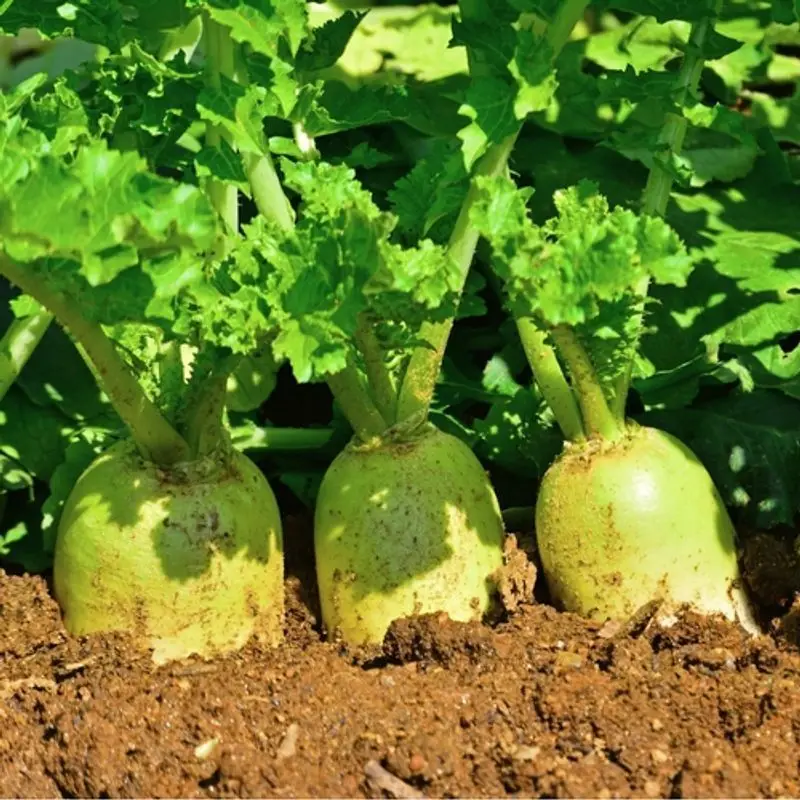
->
left=493, top=533, right=537, bottom=614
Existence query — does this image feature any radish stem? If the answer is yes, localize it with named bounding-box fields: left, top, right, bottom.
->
left=0, top=254, right=190, bottom=465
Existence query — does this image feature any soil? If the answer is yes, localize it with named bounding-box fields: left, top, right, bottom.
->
left=2, top=515, right=800, bottom=799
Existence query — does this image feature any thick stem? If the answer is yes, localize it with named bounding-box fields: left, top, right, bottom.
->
left=0, top=256, right=190, bottom=464
left=0, top=306, right=52, bottom=402
left=516, top=318, right=585, bottom=442
left=326, top=365, right=387, bottom=442
left=243, top=152, right=295, bottom=232
left=395, top=0, right=589, bottom=423
left=230, top=425, right=336, bottom=452
left=613, top=7, right=720, bottom=412
left=549, top=325, right=622, bottom=441
left=204, top=16, right=239, bottom=239
left=180, top=369, right=231, bottom=459
left=395, top=134, right=517, bottom=421
left=355, top=316, right=397, bottom=425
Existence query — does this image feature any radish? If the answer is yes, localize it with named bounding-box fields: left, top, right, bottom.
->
left=471, top=178, right=756, bottom=630
left=315, top=426, right=505, bottom=643
left=54, top=441, right=282, bottom=664
left=467, top=5, right=758, bottom=631
left=256, top=0, right=592, bottom=644
left=247, top=157, right=510, bottom=646
left=0, top=13, right=299, bottom=659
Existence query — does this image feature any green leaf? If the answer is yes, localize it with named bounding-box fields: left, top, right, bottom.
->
left=192, top=159, right=460, bottom=383
left=482, top=353, right=522, bottom=398
left=735, top=344, right=800, bottom=400
left=473, top=176, right=692, bottom=324
left=195, top=137, right=250, bottom=189
left=644, top=391, right=800, bottom=528
left=771, top=0, right=800, bottom=24
left=331, top=141, right=394, bottom=170
left=635, top=167, right=800, bottom=404
left=602, top=0, right=719, bottom=24
left=750, top=89, right=800, bottom=146
left=197, top=77, right=269, bottom=154
left=0, top=521, right=31, bottom=561
left=302, top=81, right=412, bottom=136
left=0, top=386, right=74, bottom=487
left=471, top=175, right=693, bottom=394
left=0, top=0, right=196, bottom=50
left=296, top=10, right=364, bottom=73
left=0, top=120, right=218, bottom=326
left=388, top=139, right=468, bottom=242
left=226, top=348, right=278, bottom=412
left=331, top=4, right=466, bottom=83
left=454, top=10, right=556, bottom=166
left=474, top=385, right=562, bottom=480
left=1, top=127, right=217, bottom=260
left=199, top=0, right=308, bottom=59
left=610, top=103, right=761, bottom=189
left=11, top=319, right=110, bottom=420
left=457, top=76, right=519, bottom=168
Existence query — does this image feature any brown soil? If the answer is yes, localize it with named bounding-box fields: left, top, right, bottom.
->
left=2, top=515, right=800, bottom=799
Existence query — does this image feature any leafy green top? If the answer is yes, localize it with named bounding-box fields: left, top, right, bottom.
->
left=471, top=176, right=692, bottom=399
left=192, top=158, right=460, bottom=384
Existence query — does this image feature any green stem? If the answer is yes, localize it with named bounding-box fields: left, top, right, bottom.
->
left=326, top=365, right=387, bottom=442
left=180, top=367, right=233, bottom=459
left=203, top=16, right=239, bottom=238
left=516, top=318, right=585, bottom=442
left=612, top=6, right=720, bottom=415
left=395, top=0, right=589, bottom=423
left=549, top=325, right=622, bottom=441
left=641, top=13, right=717, bottom=218
left=395, top=134, right=517, bottom=421
left=243, top=152, right=295, bottom=232
left=0, top=306, right=52, bottom=402
left=355, top=315, right=396, bottom=424
left=231, top=425, right=336, bottom=452
left=231, top=38, right=296, bottom=232
left=0, top=255, right=190, bottom=465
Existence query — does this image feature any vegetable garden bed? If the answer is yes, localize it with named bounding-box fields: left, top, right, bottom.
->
left=1, top=0, right=799, bottom=796
left=2, top=518, right=800, bottom=798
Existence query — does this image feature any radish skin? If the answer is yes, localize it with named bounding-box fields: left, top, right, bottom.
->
left=315, top=427, right=505, bottom=644
left=536, top=425, right=756, bottom=630
left=54, top=440, right=283, bottom=663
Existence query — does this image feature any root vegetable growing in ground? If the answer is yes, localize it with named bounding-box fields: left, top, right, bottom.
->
left=471, top=1, right=758, bottom=632
left=231, top=0, right=593, bottom=645
left=0, top=11, right=333, bottom=660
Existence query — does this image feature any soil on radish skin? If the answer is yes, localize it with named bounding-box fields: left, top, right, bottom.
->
left=2, top=517, right=800, bottom=799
